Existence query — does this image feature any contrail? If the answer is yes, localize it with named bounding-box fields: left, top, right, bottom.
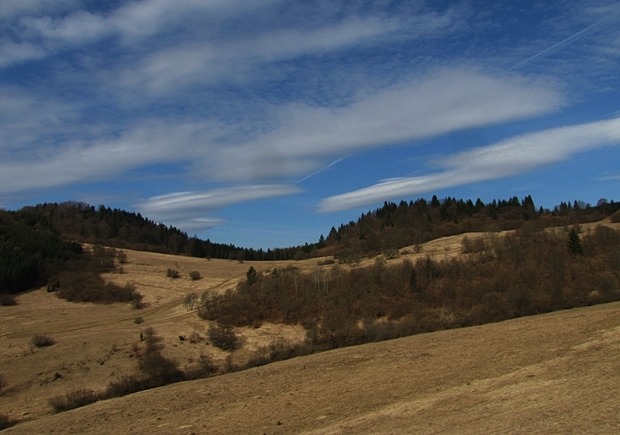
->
left=296, top=157, right=345, bottom=184
left=508, top=20, right=602, bottom=71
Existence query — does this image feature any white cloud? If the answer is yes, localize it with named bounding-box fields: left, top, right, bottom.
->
left=115, top=15, right=406, bottom=95
left=207, top=68, right=564, bottom=181
left=0, top=0, right=285, bottom=68
left=0, top=118, right=223, bottom=194
left=0, top=67, right=564, bottom=197
left=137, top=185, right=300, bottom=229
left=319, top=116, right=620, bottom=212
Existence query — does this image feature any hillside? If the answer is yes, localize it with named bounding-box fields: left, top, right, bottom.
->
left=4, top=301, right=620, bottom=434
left=1, top=219, right=619, bottom=433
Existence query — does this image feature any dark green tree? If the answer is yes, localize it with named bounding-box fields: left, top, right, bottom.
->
left=568, top=228, right=583, bottom=256
left=246, top=266, right=258, bottom=284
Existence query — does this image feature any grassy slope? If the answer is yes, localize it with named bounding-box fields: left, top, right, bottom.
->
left=1, top=219, right=619, bottom=433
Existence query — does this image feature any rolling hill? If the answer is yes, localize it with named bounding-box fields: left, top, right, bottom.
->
left=2, top=218, right=620, bottom=433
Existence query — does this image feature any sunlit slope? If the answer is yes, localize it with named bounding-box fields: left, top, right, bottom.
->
left=5, top=301, right=620, bottom=434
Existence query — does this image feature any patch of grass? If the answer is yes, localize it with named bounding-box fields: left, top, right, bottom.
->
left=31, top=334, right=55, bottom=348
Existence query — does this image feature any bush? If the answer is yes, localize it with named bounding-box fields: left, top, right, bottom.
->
left=208, top=322, right=238, bottom=351
left=183, top=292, right=198, bottom=311
left=55, top=272, right=141, bottom=304
left=139, top=352, right=182, bottom=384
left=131, top=289, right=144, bottom=309
left=184, top=354, right=218, bottom=380
left=49, top=388, right=102, bottom=412
left=189, top=270, right=201, bottom=281
left=188, top=330, right=201, bottom=343
left=141, top=327, right=164, bottom=354
left=166, top=268, right=180, bottom=279
left=31, top=334, right=55, bottom=348
left=106, top=374, right=150, bottom=398
left=461, top=236, right=486, bottom=254
left=134, top=316, right=144, bottom=324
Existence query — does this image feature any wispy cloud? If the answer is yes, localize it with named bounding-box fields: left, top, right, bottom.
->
left=138, top=185, right=300, bottom=230
left=206, top=68, right=564, bottom=181
left=0, top=67, right=564, bottom=196
left=320, top=117, right=620, bottom=212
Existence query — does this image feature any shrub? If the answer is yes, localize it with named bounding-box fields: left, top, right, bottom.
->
left=106, top=374, right=150, bottom=398
left=188, top=330, right=201, bottom=343
left=138, top=352, right=182, bottom=385
left=166, top=268, right=180, bottom=279
left=208, top=322, right=238, bottom=351
left=131, top=289, right=144, bottom=309
left=185, top=354, right=218, bottom=380
left=142, top=327, right=164, bottom=354
left=461, top=236, right=486, bottom=254
left=183, top=292, right=198, bottom=311
left=49, top=388, right=102, bottom=412
left=55, top=272, right=141, bottom=305
left=189, top=270, right=202, bottom=281
left=134, top=316, right=144, bottom=324
left=31, top=334, right=55, bottom=348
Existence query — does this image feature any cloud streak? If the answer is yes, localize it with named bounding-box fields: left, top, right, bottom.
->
left=320, top=117, right=620, bottom=212
left=508, top=20, right=603, bottom=72
left=138, top=185, right=300, bottom=230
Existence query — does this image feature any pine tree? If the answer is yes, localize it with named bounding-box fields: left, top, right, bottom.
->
left=568, top=228, right=583, bottom=256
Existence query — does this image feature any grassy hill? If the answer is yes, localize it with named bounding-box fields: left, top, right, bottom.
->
left=3, top=300, right=620, bottom=434
left=1, top=218, right=619, bottom=432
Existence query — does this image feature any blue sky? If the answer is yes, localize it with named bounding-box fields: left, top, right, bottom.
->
left=1, top=0, right=620, bottom=249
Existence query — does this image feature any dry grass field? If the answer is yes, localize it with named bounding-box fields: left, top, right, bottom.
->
left=1, top=219, right=619, bottom=433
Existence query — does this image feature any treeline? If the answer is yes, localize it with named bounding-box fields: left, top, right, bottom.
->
left=16, top=202, right=312, bottom=261
left=198, top=224, right=620, bottom=350
left=6, top=196, right=620, bottom=266
left=323, top=195, right=620, bottom=258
